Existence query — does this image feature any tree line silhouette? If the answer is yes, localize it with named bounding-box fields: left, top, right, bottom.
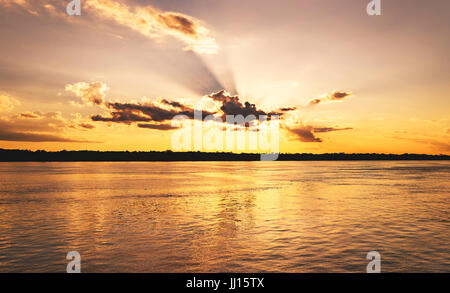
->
left=0, top=148, right=448, bottom=161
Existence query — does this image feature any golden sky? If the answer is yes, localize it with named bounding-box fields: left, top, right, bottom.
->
left=0, top=0, right=449, bottom=154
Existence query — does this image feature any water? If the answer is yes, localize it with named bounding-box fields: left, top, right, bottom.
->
left=0, top=161, right=449, bottom=272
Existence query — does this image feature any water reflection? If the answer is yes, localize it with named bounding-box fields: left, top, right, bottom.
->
left=0, top=161, right=449, bottom=272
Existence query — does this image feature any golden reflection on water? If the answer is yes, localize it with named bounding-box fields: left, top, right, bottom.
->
left=0, top=161, right=449, bottom=272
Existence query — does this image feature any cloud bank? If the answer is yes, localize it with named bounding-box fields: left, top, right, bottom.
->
left=65, top=81, right=354, bottom=143
left=0, top=111, right=95, bottom=142
left=75, top=87, right=285, bottom=130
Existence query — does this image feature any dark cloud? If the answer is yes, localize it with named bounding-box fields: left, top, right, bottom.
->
left=20, top=112, right=39, bottom=118
left=92, top=110, right=152, bottom=124
left=208, top=90, right=281, bottom=119
left=137, top=123, right=179, bottom=130
left=286, top=125, right=352, bottom=142
left=106, top=101, right=198, bottom=121
left=308, top=91, right=352, bottom=106
left=286, top=125, right=322, bottom=142
left=160, top=99, right=190, bottom=111
left=313, top=127, right=353, bottom=133
left=89, top=89, right=295, bottom=131
left=331, top=91, right=351, bottom=99
left=309, top=98, right=322, bottom=105
left=92, top=100, right=215, bottom=126
left=279, top=107, right=297, bottom=112
left=157, top=12, right=197, bottom=36
left=79, top=123, right=95, bottom=129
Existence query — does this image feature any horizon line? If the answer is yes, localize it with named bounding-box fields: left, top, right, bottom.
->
left=1, top=148, right=449, bottom=162
left=1, top=148, right=449, bottom=156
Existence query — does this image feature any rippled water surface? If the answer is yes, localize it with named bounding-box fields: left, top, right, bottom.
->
left=0, top=161, right=449, bottom=272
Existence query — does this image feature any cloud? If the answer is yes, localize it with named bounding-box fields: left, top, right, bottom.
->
left=87, top=88, right=281, bottom=129
left=137, top=123, right=179, bottom=130
left=92, top=109, right=153, bottom=123
left=1, top=111, right=68, bottom=133
left=308, top=91, right=352, bottom=106
left=207, top=90, right=281, bottom=119
left=65, top=81, right=109, bottom=106
left=0, top=111, right=96, bottom=142
left=0, top=0, right=218, bottom=54
left=160, top=99, right=192, bottom=111
left=0, top=0, right=39, bottom=16
left=330, top=91, right=351, bottom=99
left=109, top=102, right=189, bottom=122
left=85, top=0, right=218, bottom=54
left=94, top=89, right=286, bottom=128
left=20, top=112, right=39, bottom=118
left=67, top=82, right=295, bottom=131
left=0, top=129, right=91, bottom=142
left=96, top=99, right=216, bottom=123
left=156, top=11, right=197, bottom=36
left=286, top=125, right=322, bottom=142
left=279, top=107, right=297, bottom=112
left=78, top=123, right=95, bottom=129
left=285, top=124, right=353, bottom=142
left=0, top=93, right=20, bottom=112
left=66, top=82, right=355, bottom=144
left=313, top=127, right=353, bottom=133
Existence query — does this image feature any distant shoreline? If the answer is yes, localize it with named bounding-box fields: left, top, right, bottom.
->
left=0, top=149, right=449, bottom=161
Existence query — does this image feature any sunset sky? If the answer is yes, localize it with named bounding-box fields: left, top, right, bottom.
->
left=0, top=0, right=449, bottom=154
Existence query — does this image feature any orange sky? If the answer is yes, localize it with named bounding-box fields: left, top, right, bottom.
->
left=0, top=0, right=449, bottom=154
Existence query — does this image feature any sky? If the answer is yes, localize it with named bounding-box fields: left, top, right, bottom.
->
left=0, top=0, right=449, bottom=154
